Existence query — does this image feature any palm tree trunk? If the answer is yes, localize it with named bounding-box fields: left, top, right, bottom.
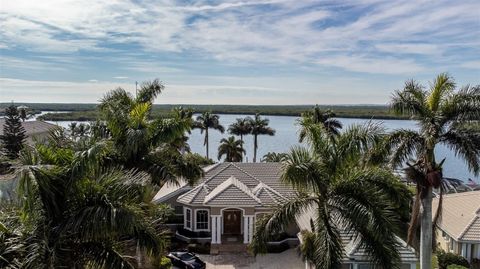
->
left=253, top=134, right=257, bottom=162
left=240, top=134, right=244, bottom=162
left=420, top=187, right=433, bottom=269
left=205, top=128, right=209, bottom=158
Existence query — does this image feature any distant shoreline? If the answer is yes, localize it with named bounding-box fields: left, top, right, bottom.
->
left=0, top=103, right=410, bottom=121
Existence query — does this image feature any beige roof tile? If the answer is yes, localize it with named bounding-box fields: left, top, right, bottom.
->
left=177, top=162, right=294, bottom=207
left=433, top=190, right=480, bottom=242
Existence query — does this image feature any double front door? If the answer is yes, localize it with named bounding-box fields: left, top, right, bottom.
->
left=223, top=210, right=241, bottom=235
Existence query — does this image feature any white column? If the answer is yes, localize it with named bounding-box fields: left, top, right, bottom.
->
left=248, top=216, right=254, bottom=243
left=217, top=216, right=221, bottom=243
left=211, top=216, right=221, bottom=244
left=461, top=243, right=467, bottom=258
left=243, top=216, right=248, bottom=243
left=243, top=215, right=254, bottom=244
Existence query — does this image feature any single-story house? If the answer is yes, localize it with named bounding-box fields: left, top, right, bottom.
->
left=155, top=162, right=419, bottom=268
left=154, top=162, right=299, bottom=253
left=0, top=119, right=59, bottom=145
left=433, top=190, right=480, bottom=262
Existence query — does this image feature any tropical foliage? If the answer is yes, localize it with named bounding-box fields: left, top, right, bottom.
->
left=388, top=73, right=480, bottom=269
left=251, top=122, right=411, bottom=269
left=261, top=152, right=287, bottom=162
left=99, top=80, right=203, bottom=186
left=218, top=136, right=244, bottom=162
left=248, top=114, right=275, bottom=162
left=193, top=112, right=225, bottom=159
left=228, top=118, right=251, bottom=158
left=0, top=105, right=26, bottom=159
left=298, top=106, right=342, bottom=142
left=0, top=131, right=169, bottom=268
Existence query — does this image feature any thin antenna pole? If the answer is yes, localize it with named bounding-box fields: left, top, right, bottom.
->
left=135, top=81, right=138, bottom=97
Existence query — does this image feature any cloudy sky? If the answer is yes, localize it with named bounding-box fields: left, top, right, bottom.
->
left=1, top=0, right=479, bottom=104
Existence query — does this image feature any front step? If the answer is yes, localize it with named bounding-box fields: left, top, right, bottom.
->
left=210, top=243, right=249, bottom=254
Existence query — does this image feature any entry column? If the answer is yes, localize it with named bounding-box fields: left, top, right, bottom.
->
left=211, top=215, right=222, bottom=244
left=243, top=215, right=254, bottom=244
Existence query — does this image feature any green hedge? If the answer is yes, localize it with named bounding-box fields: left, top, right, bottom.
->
left=437, top=250, right=470, bottom=269
left=446, top=265, right=469, bottom=269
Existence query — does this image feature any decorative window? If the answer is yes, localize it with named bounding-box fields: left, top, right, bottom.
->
left=196, top=210, right=209, bottom=230
left=185, top=208, right=191, bottom=229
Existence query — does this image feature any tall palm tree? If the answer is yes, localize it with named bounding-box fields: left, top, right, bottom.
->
left=251, top=122, right=411, bottom=269
left=99, top=80, right=203, bottom=186
left=228, top=118, right=251, bottom=158
left=388, top=73, right=480, bottom=269
left=298, top=106, right=342, bottom=142
left=248, top=114, right=275, bottom=162
left=193, top=112, right=225, bottom=159
left=218, top=136, right=245, bottom=162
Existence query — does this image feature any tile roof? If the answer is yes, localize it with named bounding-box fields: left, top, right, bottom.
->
left=433, top=190, right=480, bottom=242
left=296, top=206, right=418, bottom=262
left=177, top=162, right=294, bottom=207
left=0, top=119, right=58, bottom=136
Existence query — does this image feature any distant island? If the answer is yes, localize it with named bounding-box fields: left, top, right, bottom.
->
left=0, top=103, right=410, bottom=121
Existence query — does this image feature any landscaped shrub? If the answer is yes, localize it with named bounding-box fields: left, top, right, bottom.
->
left=157, top=257, right=172, bottom=269
left=446, top=265, right=469, bottom=269
left=437, top=250, right=470, bottom=269
left=266, top=241, right=290, bottom=253
left=177, top=227, right=211, bottom=238
left=187, top=242, right=211, bottom=254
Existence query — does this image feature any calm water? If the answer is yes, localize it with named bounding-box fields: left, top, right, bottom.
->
left=43, top=114, right=478, bottom=182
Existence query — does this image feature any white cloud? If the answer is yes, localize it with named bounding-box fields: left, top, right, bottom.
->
left=460, top=61, right=480, bottom=69
left=0, top=0, right=478, bottom=75
left=113, top=76, right=129, bottom=79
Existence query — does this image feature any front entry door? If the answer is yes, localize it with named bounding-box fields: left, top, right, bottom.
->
left=223, top=210, right=241, bottom=234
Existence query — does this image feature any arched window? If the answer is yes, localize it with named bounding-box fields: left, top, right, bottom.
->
left=196, top=210, right=209, bottom=230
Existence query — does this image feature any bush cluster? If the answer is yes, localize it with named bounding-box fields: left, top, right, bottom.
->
left=437, top=250, right=470, bottom=269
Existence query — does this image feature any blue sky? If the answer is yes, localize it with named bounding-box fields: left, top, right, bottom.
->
left=0, top=0, right=479, bottom=104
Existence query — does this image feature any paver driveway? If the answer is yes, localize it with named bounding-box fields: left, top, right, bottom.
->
left=196, top=248, right=304, bottom=269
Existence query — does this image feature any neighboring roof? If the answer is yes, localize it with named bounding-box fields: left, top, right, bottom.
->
left=0, top=119, right=59, bottom=136
left=177, top=162, right=292, bottom=207
left=433, top=190, right=480, bottom=242
left=153, top=163, right=219, bottom=203
left=296, top=206, right=418, bottom=263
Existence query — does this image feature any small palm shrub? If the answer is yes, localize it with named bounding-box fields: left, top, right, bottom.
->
left=437, top=250, right=470, bottom=269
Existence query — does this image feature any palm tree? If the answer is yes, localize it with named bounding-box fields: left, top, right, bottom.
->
left=228, top=118, right=251, bottom=158
left=388, top=73, right=480, bottom=269
left=193, top=112, right=225, bottom=159
left=99, top=80, right=203, bottom=186
left=298, top=106, right=342, bottom=142
left=261, top=152, right=287, bottom=162
left=7, top=138, right=167, bottom=268
left=248, top=114, right=275, bottom=162
left=218, top=136, right=245, bottom=162
left=251, top=122, right=411, bottom=269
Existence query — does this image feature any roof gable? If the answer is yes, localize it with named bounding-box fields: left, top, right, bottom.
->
left=176, top=162, right=291, bottom=206
left=204, top=176, right=261, bottom=205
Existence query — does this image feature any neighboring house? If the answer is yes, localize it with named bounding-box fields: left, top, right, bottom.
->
left=433, top=190, right=480, bottom=263
left=155, top=162, right=419, bottom=268
left=0, top=119, right=59, bottom=145
left=296, top=206, right=418, bottom=269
